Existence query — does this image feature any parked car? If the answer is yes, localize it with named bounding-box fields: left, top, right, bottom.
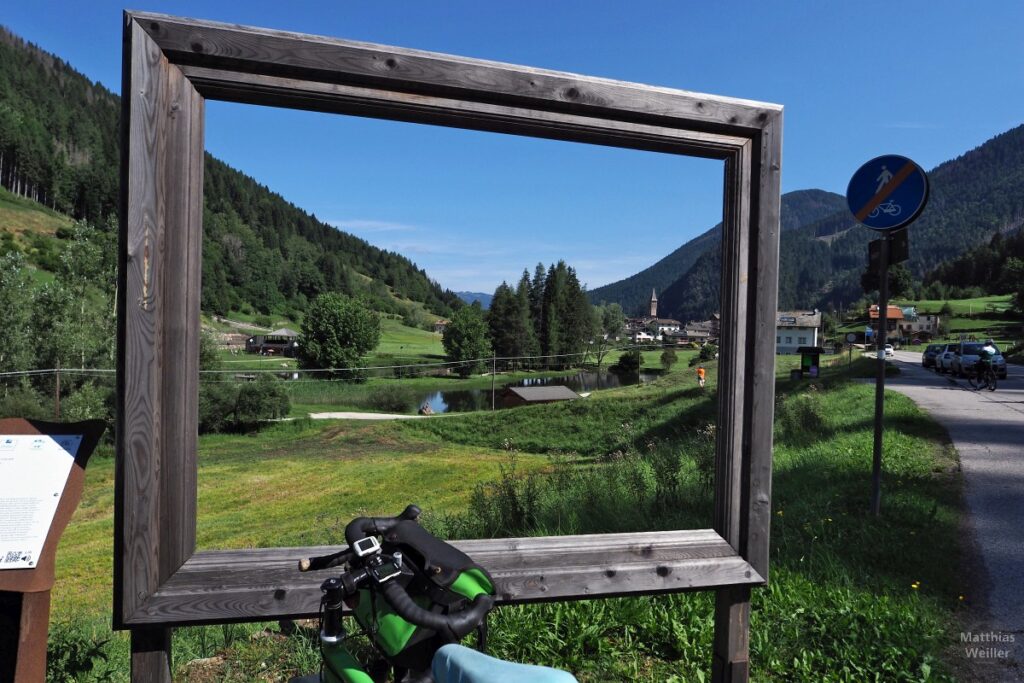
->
left=922, top=343, right=944, bottom=369
left=879, top=344, right=894, bottom=358
left=936, top=344, right=959, bottom=374
left=951, top=342, right=1008, bottom=380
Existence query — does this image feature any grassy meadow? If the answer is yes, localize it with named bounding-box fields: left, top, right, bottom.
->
left=43, top=354, right=973, bottom=682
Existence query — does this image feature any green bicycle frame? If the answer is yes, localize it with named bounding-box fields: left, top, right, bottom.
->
left=319, top=568, right=494, bottom=683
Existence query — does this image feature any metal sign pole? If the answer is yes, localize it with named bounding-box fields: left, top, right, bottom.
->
left=847, top=154, right=929, bottom=517
left=871, top=236, right=890, bottom=516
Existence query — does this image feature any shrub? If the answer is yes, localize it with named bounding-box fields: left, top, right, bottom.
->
left=46, top=621, right=110, bottom=683
left=613, top=349, right=641, bottom=374
left=367, top=385, right=415, bottom=413
left=233, top=376, right=291, bottom=429
left=0, top=385, right=50, bottom=419
left=60, top=382, right=111, bottom=423
left=198, top=376, right=290, bottom=433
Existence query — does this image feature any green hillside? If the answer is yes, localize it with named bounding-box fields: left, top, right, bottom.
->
left=654, top=124, right=1024, bottom=322
left=0, top=25, right=461, bottom=322
left=588, top=189, right=847, bottom=315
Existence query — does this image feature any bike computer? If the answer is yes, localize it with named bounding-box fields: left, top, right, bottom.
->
left=368, top=559, right=402, bottom=584
left=352, top=536, right=381, bottom=558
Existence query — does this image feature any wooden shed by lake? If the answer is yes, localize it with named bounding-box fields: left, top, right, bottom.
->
left=502, top=385, right=581, bottom=408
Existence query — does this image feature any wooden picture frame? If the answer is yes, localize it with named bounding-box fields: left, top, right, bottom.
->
left=116, top=12, right=781, bottom=681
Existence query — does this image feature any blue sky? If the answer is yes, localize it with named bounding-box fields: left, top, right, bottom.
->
left=4, top=2, right=1023, bottom=292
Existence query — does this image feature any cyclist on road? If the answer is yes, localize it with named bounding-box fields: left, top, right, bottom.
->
left=979, top=339, right=998, bottom=372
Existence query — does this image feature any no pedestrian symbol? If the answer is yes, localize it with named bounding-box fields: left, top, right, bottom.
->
left=846, top=154, right=929, bottom=231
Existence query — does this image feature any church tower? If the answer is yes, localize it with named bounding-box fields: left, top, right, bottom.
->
left=649, top=288, right=658, bottom=317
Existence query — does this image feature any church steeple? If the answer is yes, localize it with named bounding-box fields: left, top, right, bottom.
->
left=650, top=288, right=658, bottom=317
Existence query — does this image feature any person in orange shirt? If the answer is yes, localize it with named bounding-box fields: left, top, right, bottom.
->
left=696, top=365, right=706, bottom=388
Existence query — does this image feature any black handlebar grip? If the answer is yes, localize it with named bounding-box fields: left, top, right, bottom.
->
left=345, top=505, right=422, bottom=547
left=379, top=581, right=494, bottom=641
left=298, top=548, right=354, bottom=573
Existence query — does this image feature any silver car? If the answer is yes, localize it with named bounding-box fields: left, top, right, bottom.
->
left=935, top=344, right=959, bottom=374
left=952, top=342, right=1008, bottom=380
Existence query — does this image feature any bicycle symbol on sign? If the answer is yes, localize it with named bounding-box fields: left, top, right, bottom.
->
left=869, top=200, right=901, bottom=219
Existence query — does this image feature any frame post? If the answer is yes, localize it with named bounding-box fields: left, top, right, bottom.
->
left=131, top=627, right=173, bottom=683
left=712, top=585, right=751, bottom=682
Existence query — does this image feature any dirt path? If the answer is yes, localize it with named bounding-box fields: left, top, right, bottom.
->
left=308, top=411, right=429, bottom=420
left=886, top=351, right=1023, bottom=680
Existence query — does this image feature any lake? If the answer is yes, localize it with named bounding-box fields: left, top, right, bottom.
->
left=415, top=369, right=658, bottom=414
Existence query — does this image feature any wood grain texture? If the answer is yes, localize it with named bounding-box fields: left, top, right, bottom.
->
left=115, top=21, right=782, bottom=681
left=131, top=627, right=172, bottom=683
left=714, top=142, right=754, bottom=550
left=712, top=585, right=752, bottom=683
left=132, top=12, right=780, bottom=137
left=177, top=65, right=747, bottom=160
left=745, top=112, right=782, bottom=581
left=122, top=531, right=762, bottom=626
left=116, top=15, right=204, bottom=630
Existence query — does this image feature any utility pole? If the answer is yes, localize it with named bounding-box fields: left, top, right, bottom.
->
left=491, top=355, right=496, bottom=411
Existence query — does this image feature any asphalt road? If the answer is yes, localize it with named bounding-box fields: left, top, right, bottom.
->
left=883, top=351, right=1023, bottom=680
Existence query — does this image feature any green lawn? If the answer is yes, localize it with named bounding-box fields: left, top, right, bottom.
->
left=53, top=419, right=553, bottom=619
left=371, top=317, right=445, bottom=360
left=48, top=357, right=967, bottom=682
left=891, top=294, right=1014, bottom=315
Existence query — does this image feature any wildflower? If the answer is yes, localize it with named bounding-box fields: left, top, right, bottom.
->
left=958, top=595, right=965, bottom=601
left=776, top=510, right=784, bottom=517
left=911, top=581, right=921, bottom=590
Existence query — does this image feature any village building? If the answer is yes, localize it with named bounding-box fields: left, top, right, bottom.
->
left=647, top=318, right=682, bottom=339
left=897, top=307, right=941, bottom=340
left=775, top=310, right=821, bottom=355
left=245, top=327, right=300, bottom=356
left=866, top=304, right=904, bottom=340
left=632, top=330, right=655, bottom=343
left=432, top=319, right=450, bottom=334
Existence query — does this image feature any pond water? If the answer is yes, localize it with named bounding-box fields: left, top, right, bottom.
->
left=416, top=369, right=659, bottom=414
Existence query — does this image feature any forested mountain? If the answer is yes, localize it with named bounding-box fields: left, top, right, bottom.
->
left=588, top=190, right=847, bottom=315
left=455, top=291, right=493, bottom=310
left=621, top=124, right=1024, bottom=323
left=0, top=25, right=461, bottom=320
left=924, top=226, right=1024, bottom=304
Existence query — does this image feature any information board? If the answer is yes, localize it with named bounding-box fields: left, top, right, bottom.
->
left=0, top=434, right=82, bottom=570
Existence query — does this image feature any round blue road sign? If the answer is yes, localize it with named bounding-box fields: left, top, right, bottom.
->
left=846, top=155, right=929, bottom=231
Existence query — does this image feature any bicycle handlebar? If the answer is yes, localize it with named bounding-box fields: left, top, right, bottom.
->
left=303, top=504, right=493, bottom=642
left=378, top=580, right=494, bottom=641
left=299, top=505, right=421, bottom=572
left=344, top=504, right=421, bottom=547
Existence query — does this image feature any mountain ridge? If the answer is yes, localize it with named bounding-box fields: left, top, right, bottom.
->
left=0, top=24, right=462, bottom=320
left=589, top=189, right=848, bottom=315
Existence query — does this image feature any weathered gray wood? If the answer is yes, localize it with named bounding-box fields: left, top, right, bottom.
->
left=116, top=15, right=203, bottom=629
left=714, top=142, right=754, bottom=551
left=134, top=12, right=779, bottom=135
left=119, top=531, right=762, bottom=626
left=117, top=14, right=782, bottom=680
left=130, top=627, right=172, bottom=683
left=177, top=65, right=748, bottom=160
left=712, top=585, right=751, bottom=682
left=745, top=112, right=783, bottom=581
left=117, top=17, right=166, bottom=628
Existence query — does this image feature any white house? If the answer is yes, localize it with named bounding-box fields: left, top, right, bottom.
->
left=775, top=310, right=821, bottom=355
left=632, top=330, right=655, bottom=343
left=646, top=318, right=681, bottom=340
